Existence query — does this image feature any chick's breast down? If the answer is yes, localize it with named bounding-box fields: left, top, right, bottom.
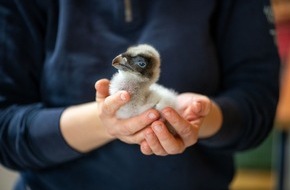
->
left=109, top=44, right=178, bottom=119
left=148, top=84, right=177, bottom=113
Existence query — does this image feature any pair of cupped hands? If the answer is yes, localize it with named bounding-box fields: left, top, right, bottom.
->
left=95, top=79, right=212, bottom=156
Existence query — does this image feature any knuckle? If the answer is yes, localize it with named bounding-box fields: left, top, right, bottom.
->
left=120, top=125, right=133, bottom=136
left=178, top=125, right=192, bottom=137
left=103, top=101, right=114, bottom=115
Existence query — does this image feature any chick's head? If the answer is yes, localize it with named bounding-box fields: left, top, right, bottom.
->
left=112, top=44, right=161, bottom=83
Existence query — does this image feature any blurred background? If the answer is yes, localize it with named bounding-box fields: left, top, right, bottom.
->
left=1, top=1, right=290, bottom=189
left=0, top=166, right=18, bottom=190
left=231, top=0, right=290, bottom=189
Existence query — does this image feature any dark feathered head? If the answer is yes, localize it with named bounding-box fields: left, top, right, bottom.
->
left=112, top=44, right=161, bottom=83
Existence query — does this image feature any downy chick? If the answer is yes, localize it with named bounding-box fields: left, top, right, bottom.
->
left=109, top=44, right=177, bottom=133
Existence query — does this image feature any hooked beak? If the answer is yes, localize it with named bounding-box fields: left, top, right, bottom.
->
left=112, top=54, right=123, bottom=66
left=112, top=54, right=133, bottom=71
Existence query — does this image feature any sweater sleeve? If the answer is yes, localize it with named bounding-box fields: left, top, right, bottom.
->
left=0, top=1, right=81, bottom=170
left=200, top=0, right=280, bottom=151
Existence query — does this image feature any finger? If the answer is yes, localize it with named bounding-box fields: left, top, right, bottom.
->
left=162, top=108, right=198, bottom=147
left=151, top=121, right=185, bottom=155
left=193, top=99, right=211, bottom=117
left=140, top=140, right=153, bottom=155
left=144, top=127, right=167, bottom=156
left=102, top=91, right=130, bottom=115
left=119, top=130, right=146, bottom=145
left=121, top=109, right=160, bottom=135
left=182, top=104, right=198, bottom=121
left=95, top=79, right=110, bottom=101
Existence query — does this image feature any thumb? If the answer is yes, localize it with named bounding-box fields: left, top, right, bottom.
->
left=95, top=79, right=110, bottom=101
left=193, top=99, right=211, bottom=117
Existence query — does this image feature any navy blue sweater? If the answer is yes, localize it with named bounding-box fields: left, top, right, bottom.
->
left=0, top=0, right=280, bottom=189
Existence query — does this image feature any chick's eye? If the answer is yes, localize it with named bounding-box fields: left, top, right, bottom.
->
left=137, top=61, right=146, bottom=68
left=133, top=56, right=147, bottom=68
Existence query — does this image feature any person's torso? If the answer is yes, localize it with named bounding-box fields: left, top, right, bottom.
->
left=20, top=1, right=232, bottom=189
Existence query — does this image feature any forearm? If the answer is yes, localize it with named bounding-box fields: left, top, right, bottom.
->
left=60, top=102, right=115, bottom=153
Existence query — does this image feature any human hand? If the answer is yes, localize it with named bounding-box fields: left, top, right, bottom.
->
left=176, top=93, right=212, bottom=128
left=140, top=93, right=212, bottom=156
left=95, top=79, right=160, bottom=144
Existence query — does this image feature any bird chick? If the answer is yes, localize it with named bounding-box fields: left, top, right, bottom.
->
left=109, top=44, right=177, bottom=133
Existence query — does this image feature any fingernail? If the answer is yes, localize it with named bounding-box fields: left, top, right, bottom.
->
left=120, top=93, right=127, bottom=101
left=148, top=112, right=157, bottom=120
left=153, top=125, right=163, bottom=133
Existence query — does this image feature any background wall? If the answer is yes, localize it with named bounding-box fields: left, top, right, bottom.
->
left=0, top=165, right=18, bottom=190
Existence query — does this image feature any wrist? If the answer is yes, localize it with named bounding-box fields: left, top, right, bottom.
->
left=198, top=100, right=223, bottom=138
left=60, top=102, right=114, bottom=153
